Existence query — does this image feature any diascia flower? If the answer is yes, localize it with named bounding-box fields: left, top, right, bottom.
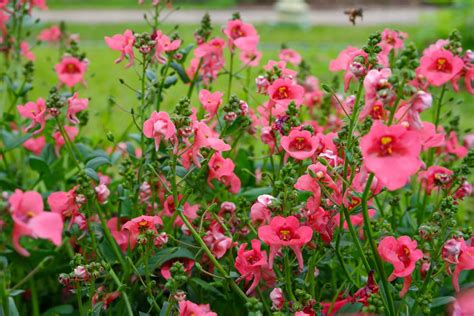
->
left=67, top=92, right=88, bottom=124
left=17, top=97, right=47, bottom=134
left=258, top=216, right=313, bottom=269
left=235, top=239, right=273, bottom=294
left=52, top=126, right=79, bottom=155
left=207, top=152, right=241, bottom=194
left=122, top=215, right=163, bottom=250
left=418, top=47, right=463, bottom=86
left=8, top=190, right=63, bottom=256
left=143, top=111, right=176, bottom=150
left=55, top=56, right=87, bottom=87
left=153, top=30, right=181, bottom=64
left=279, top=48, right=302, bottom=66
left=178, top=300, right=217, bottom=316
left=198, top=89, right=223, bottom=119
left=442, top=237, right=474, bottom=292
left=23, top=136, right=46, bottom=156
left=104, top=29, right=135, bottom=67
left=38, top=25, right=61, bottom=43
left=280, top=129, right=319, bottom=161
left=418, top=165, right=453, bottom=195
left=378, top=236, right=423, bottom=297
left=360, top=121, right=422, bottom=191
left=268, top=78, right=305, bottom=107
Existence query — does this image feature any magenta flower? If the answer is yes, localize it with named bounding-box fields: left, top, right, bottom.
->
left=38, top=25, right=61, bottom=43
left=379, top=29, right=407, bottom=54
left=20, top=41, right=35, bottom=61
left=268, top=78, right=304, bottom=107
left=442, top=238, right=474, bottom=292
left=154, top=30, right=181, bottom=64
left=160, top=258, right=194, bottom=280
left=55, top=56, right=87, bottom=87
left=445, top=131, right=468, bottom=158
left=418, top=48, right=463, bottom=86
left=294, top=163, right=337, bottom=208
left=67, top=92, right=88, bottom=125
left=8, top=190, right=63, bottom=256
left=198, top=89, right=223, bottom=119
left=143, top=111, right=176, bottom=150
left=207, top=152, right=241, bottom=194
left=223, top=19, right=258, bottom=49
left=189, top=121, right=231, bottom=168
left=53, top=126, right=79, bottom=155
left=418, top=165, right=453, bottom=195
left=280, top=129, right=319, bottom=160
left=178, top=300, right=217, bottom=316
left=203, top=223, right=232, bottom=259
left=48, top=186, right=80, bottom=218
left=279, top=48, right=302, bottom=66
left=270, top=287, right=285, bottom=310
left=235, top=239, right=273, bottom=294
left=360, top=121, right=422, bottom=191
left=378, top=236, right=423, bottom=297
left=17, top=98, right=47, bottom=134
left=104, top=29, right=135, bottom=67
left=258, top=216, right=313, bottom=269
left=23, top=136, right=46, bottom=156
left=122, top=215, right=163, bottom=250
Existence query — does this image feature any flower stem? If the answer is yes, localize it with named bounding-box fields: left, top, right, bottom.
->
left=106, top=264, right=134, bottom=316
left=226, top=52, right=235, bottom=102
left=361, top=173, right=396, bottom=316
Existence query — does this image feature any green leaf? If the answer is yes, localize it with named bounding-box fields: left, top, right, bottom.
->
left=1, top=130, right=32, bottom=152
left=431, top=296, right=455, bottom=307
left=190, top=278, right=226, bottom=299
left=85, top=156, right=111, bottom=170
left=8, top=297, right=19, bottom=316
left=84, top=168, right=100, bottom=182
left=146, top=69, right=157, bottom=82
left=42, top=304, right=74, bottom=316
left=164, top=75, right=178, bottom=88
left=29, top=156, right=50, bottom=174
left=170, top=62, right=190, bottom=83
left=238, top=187, right=272, bottom=200
left=159, top=302, right=169, bottom=316
left=138, top=247, right=194, bottom=274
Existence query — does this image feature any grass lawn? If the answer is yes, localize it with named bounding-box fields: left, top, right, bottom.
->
left=46, top=0, right=238, bottom=9
left=28, top=21, right=473, bottom=142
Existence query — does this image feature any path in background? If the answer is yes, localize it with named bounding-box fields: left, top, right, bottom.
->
left=37, top=7, right=439, bottom=25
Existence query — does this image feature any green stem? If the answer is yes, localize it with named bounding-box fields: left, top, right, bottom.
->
left=12, top=256, right=53, bottom=290
left=76, top=283, right=84, bottom=316
left=169, top=155, right=250, bottom=303
left=433, top=84, right=446, bottom=129
left=284, top=255, right=296, bottom=302
left=361, top=173, right=396, bottom=316
left=107, top=265, right=133, bottom=316
left=226, top=52, right=235, bottom=102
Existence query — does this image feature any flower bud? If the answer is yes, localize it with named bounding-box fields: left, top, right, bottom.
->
left=269, top=288, right=284, bottom=310
left=442, top=238, right=462, bottom=264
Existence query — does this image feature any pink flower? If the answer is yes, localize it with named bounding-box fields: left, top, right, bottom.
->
left=207, top=152, right=241, bottom=193
left=20, top=41, right=35, bottom=61
left=48, top=186, right=80, bottom=218
left=360, top=121, right=422, bottom=190
left=418, top=165, right=453, bottom=195
left=446, top=131, right=468, bottom=158
left=67, top=92, right=88, bottom=124
left=396, top=91, right=432, bottom=130
left=104, top=30, right=135, bottom=67
left=280, top=129, right=319, bottom=160
left=443, top=238, right=474, bottom=292
left=17, top=98, right=47, bottom=134
left=418, top=48, right=464, bottom=86
left=189, top=121, right=231, bottom=168
left=279, top=48, right=302, bottom=66
left=8, top=190, right=63, bottom=256
left=363, top=68, right=392, bottom=107
left=223, top=19, right=257, bottom=48
left=53, top=126, right=79, bottom=155
left=143, top=111, right=176, bottom=150
left=295, top=163, right=337, bottom=209
left=198, top=89, right=223, bottom=119
left=250, top=195, right=275, bottom=225
left=378, top=236, right=423, bottom=297
left=23, top=136, right=46, bottom=155
left=268, top=78, right=305, bottom=107
left=414, top=122, right=445, bottom=150
left=95, top=184, right=110, bottom=204
left=203, top=223, right=232, bottom=259
left=270, top=288, right=285, bottom=310
left=380, top=29, right=407, bottom=54
left=154, top=30, right=181, bottom=63
left=235, top=239, right=273, bottom=294
left=264, top=60, right=297, bottom=79
left=122, top=215, right=163, bottom=250
left=38, top=25, right=61, bottom=43
left=258, top=216, right=313, bottom=269
left=55, top=56, right=87, bottom=87
left=178, top=300, right=217, bottom=316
